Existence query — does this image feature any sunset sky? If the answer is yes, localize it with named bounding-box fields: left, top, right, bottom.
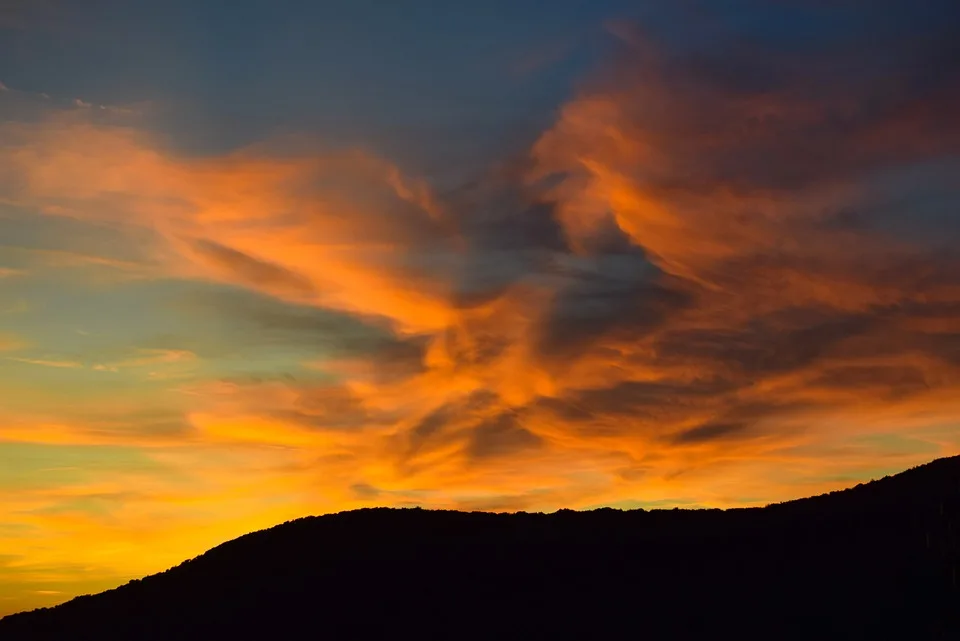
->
left=2, top=0, right=960, bottom=615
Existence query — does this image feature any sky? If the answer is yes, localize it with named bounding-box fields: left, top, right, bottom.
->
left=1, top=0, right=959, bottom=616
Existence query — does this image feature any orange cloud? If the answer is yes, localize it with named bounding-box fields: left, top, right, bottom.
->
left=3, top=90, right=958, bottom=497
left=0, top=115, right=461, bottom=334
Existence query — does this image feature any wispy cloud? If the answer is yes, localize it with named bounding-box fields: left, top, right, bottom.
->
left=3, top=27, right=958, bottom=504
left=4, top=349, right=197, bottom=374
left=0, top=247, right=154, bottom=278
left=91, top=349, right=197, bottom=373
left=7, top=357, right=83, bottom=369
left=0, top=78, right=145, bottom=122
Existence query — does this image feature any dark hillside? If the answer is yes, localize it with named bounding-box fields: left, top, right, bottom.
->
left=2, top=456, right=959, bottom=640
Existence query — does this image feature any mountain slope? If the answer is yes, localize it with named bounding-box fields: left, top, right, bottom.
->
left=2, top=456, right=959, bottom=640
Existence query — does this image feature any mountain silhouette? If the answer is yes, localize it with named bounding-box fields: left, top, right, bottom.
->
left=2, top=456, right=959, bottom=640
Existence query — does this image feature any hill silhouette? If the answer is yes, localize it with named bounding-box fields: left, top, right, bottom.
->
left=2, top=456, right=959, bottom=640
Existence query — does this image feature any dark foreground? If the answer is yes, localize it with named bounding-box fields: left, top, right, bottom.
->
left=2, top=456, right=959, bottom=640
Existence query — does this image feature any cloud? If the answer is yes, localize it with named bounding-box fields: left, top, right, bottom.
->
left=90, top=349, right=197, bottom=374
left=670, top=421, right=751, bottom=445
left=2, top=349, right=195, bottom=374
left=533, top=252, right=693, bottom=362
left=0, top=117, right=460, bottom=333
left=170, top=286, right=428, bottom=379
left=189, top=239, right=317, bottom=299
left=0, top=407, right=194, bottom=448
left=0, top=79, right=143, bottom=126
left=4, top=28, right=959, bottom=498
left=3, top=248, right=150, bottom=275
left=466, top=413, right=542, bottom=460
left=6, top=357, right=82, bottom=369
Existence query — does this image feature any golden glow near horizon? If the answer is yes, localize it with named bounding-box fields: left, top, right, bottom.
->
left=2, top=9, right=960, bottom=616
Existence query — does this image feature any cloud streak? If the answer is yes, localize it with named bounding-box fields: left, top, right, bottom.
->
left=6, top=357, right=82, bottom=369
